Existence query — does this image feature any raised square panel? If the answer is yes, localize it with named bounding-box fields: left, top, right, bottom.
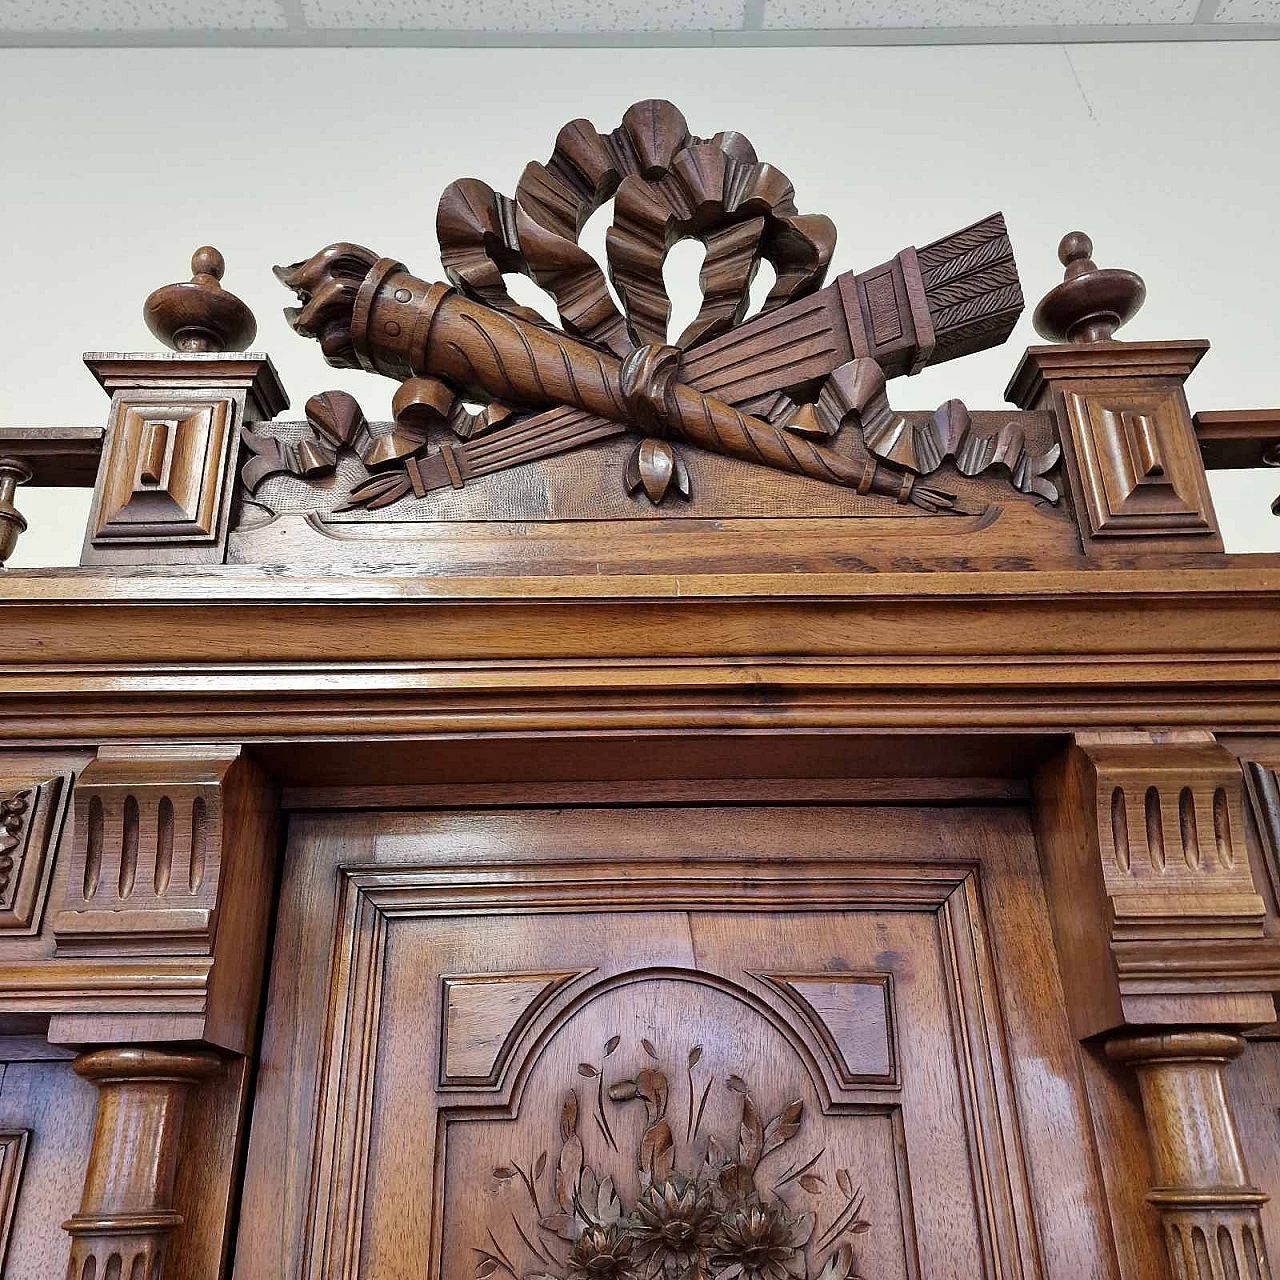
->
left=1062, top=387, right=1217, bottom=538
left=92, top=395, right=231, bottom=545
left=755, top=972, right=897, bottom=1085
left=300, top=0, right=745, bottom=29
left=440, top=971, right=588, bottom=1086
left=763, top=0, right=1197, bottom=24
left=0, top=0, right=287, bottom=30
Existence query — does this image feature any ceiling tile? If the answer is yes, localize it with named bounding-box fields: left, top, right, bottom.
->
left=763, top=0, right=1198, bottom=25
left=0, top=0, right=287, bottom=28
left=1215, top=0, right=1280, bottom=19
left=301, top=0, right=745, bottom=29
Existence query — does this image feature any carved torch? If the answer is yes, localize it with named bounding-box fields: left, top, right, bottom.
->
left=277, top=244, right=957, bottom=512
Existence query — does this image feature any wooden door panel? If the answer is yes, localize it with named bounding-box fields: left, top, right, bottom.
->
left=236, top=807, right=1117, bottom=1280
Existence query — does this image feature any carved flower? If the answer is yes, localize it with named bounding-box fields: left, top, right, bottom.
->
left=569, top=1223, right=635, bottom=1279
left=712, top=1204, right=811, bottom=1280
left=629, top=1177, right=719, bottom=1278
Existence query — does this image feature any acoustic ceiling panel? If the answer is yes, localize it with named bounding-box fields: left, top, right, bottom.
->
left=300, top=0, right=746, bottom=30
left=0, top=0, right=287, bottom=28
left=763, top=0, right=1199, bottom=25
left=0, top=0, right=1275, bottom=41
left=1215, top=0, right=1280, bottom=19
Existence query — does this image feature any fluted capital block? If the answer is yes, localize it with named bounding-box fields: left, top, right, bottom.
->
left=50, top=744, right=277, bottom=1053
left=1034, top=731, right=1278, bottom=1040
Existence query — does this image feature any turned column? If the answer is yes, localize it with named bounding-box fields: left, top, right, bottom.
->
left=1107, top=1031, right=1271, bottom=1280
left=63, top=1047, right=218, bottom=1280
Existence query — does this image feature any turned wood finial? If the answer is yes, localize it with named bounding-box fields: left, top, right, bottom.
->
left=144, top=246, right=257, bottom=353
left=1033, top=231, right=1147, bottom=344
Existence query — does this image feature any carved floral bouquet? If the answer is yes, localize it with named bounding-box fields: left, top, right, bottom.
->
left=479, top=1038, right=870, bottom=1280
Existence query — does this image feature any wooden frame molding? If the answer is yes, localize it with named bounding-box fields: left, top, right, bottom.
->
left=0, top=1128, right=30, bottom=1274
left=299, top=856, right=1037, bottom=1280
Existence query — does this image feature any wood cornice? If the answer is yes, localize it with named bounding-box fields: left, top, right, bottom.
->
left=83, top=353, right=289, bottom=421
left=1005, top=339, right=1211, bottom=408
left=0, top=566, right=1276, bottom=736
left=4, top=563, right=1280, bottom=602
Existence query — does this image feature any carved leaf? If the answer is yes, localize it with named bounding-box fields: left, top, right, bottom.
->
left=492, top=1166, right=517, bottom=1182
left=739, top=1095, right=764, bottom=1170
left=635, top=1067, right=669, bottom=1121
left=597, top=1175, right=623, bottom=1226
left=762, top=1100, right=803, bottom=1156
left=639, top=1120, right=674, bottom=1187
left=604, top=1035, right=621, bottom=1056
left=791, top=1212, right=816, bottom=1248
left=578, top=1166, right=599, bottom=1224
left=561, top=1090, right=579, bottom=1140
left=688, top=1045, right=703, bottom=1068
left=814, top=1244, right=856, bottom=1280
left=534, top=1150, right=547, bottom=1179
left=719, top=1161, right=755, bottom=1203
left=799, top=1174, right=826, bottom=1194
left=539, top=1212, right=576, bottom=1242
left=641, top=1038, right=658, bottom=1059
left=726, top=1074, right=748, bottom=1094
left=555, top=1132, right=583, bottom=1212
left=305, top=389, right=366, bottom=450
left=578, top=1062, right=599, bottom=1078
left=835, top=1168, right=852, bottom=1199
left=338, top=471, right=412, bottom=512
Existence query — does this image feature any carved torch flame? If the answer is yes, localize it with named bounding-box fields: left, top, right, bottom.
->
left=277, top=243, right=958, bottom=513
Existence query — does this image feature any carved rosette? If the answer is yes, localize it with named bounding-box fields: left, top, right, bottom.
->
left=0, top=772, right=70, bottom=934
left=0, top=789, right=33, bottom=901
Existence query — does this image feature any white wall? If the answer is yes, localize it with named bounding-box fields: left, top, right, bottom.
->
left=2, top=42, right=1278, bottom=566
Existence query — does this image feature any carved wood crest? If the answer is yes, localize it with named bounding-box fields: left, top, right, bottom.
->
left=250, top=100, right=1058, bottom=519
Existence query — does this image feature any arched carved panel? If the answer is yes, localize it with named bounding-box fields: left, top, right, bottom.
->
left=442, top=976, right=907, bottom=1280
left=276, top=858, right=1042, bottom=1280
